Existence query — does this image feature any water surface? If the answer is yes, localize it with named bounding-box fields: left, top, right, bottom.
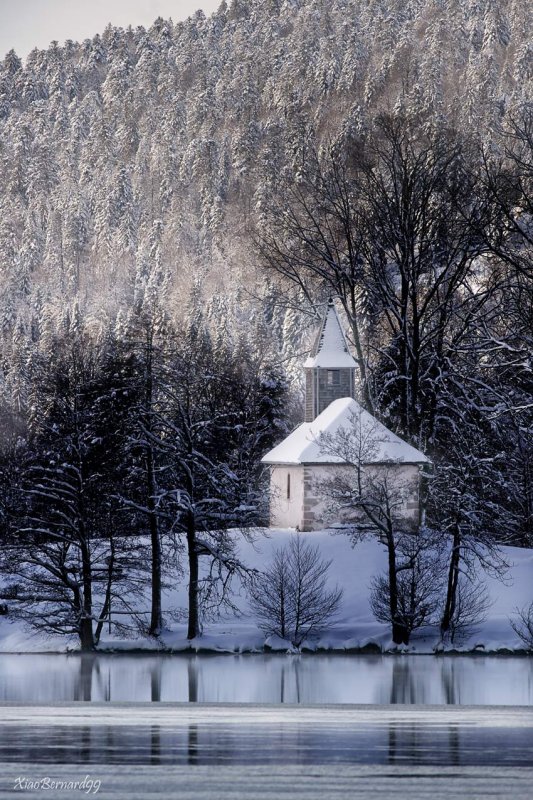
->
left=0, top=653, right=532, bottom=705
left=1, top=704, right=532, bottom=767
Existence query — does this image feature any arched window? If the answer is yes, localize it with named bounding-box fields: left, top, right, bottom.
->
left=287, top=472, right=291, bottom=500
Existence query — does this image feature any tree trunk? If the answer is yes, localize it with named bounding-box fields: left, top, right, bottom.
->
left=149, top=509, right=162, bottom=636
left=79, top=533, right=95, bottom=652
left=386, top=529, right=410, bottom=645
left=399, top=272, right=411, bottom=437
left=410, top=296, right=421, bottom=440
left=73, top=584, right=93, bottom=652
left=144, top=325, right=163, bottom=638
left=79, top=618, right=95, bottom=652
left=280, top=583, right=286, bottom=640
left=441, top=522, right=461, bottom=639
left=187, top=514, right=199, bottom=640
left=392, top=621, right=410, bottom=645
left=347, top=302, right=374, bottom=414
left=94, top=539, right=115, bottom=646
left=147, top=445, right=162, bottom=637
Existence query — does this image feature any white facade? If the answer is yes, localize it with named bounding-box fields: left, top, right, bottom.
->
left=269, top=465, right=305, bottom=528
left=268, top=463, right=421, bottom=532
left=300, top=463, right=421, bottom=532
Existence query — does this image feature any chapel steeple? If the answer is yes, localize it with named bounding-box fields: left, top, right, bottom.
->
left=303, top=298, right=357, bottom=422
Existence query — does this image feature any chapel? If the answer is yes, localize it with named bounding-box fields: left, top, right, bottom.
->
left=261, top=299, right=430, bottom=531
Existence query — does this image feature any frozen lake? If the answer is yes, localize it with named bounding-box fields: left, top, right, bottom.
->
left=0, top=652, right=532, bottom=704
left=0, top=704, right=532, bottom=798
left=0, top=703, right=532, bottom=767
left=1, top=656, right=532, bottom=798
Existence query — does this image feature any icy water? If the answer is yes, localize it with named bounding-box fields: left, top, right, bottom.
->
left=0, top=652, right=532, bottom=704
left=0, top=705, right=532, bottom=768
left=1, top=657, right=532, bottom=798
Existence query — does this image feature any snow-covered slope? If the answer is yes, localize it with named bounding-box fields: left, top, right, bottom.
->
left=0, top=530, right=531, bottom=654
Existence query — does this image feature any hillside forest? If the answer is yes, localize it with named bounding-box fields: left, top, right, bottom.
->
left=0, top=0, right=531, bottom=649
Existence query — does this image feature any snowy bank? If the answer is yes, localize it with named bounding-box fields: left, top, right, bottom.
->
left=0, top=529, right=532, bottom=654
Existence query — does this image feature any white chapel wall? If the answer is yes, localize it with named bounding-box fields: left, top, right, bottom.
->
left=269, top=465, right=305, bottom=529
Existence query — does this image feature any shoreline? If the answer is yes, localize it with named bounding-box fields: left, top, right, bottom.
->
left=0, top=646, right=531, bottom=657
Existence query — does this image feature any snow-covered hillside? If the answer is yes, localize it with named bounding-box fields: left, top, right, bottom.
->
left=0, top=0, right=531, bottom=384
left=1, top=530, right=532, bottom=654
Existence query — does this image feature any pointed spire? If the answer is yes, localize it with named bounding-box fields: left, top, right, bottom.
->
left=304, top=298, right=357, bottom=368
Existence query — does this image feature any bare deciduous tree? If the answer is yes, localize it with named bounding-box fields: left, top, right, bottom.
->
left=444, top=577, right=491, bottom=645
left=429, top=453, right=510, bottom=644
left=370, top=530, right=445, bottom=643
left=0, top=337, right=149, bottom=650
left=510, top=603, right=533, bottom=651
left=316, top=409, right=428, bottom=644
left=249, top=534, right=343, bottom=647
left=256, top=115, right=494, bottom=447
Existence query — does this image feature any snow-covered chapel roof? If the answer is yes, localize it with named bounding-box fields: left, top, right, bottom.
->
left=303, top=299, right=358, bottom=369
left=262, top=398, right=430, bottom=466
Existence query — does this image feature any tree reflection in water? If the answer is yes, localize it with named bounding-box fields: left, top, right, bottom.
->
left=75, top=654, right=95, bottom=701
left=1, top=653, right=532, bottom=705
left=150, top=660, right=162, bottom=702
left=188, top=660, right=198, bottom=702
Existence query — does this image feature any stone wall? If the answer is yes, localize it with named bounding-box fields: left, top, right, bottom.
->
left=301, top=463, right=421, bottom=532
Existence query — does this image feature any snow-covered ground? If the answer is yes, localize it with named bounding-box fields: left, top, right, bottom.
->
left=0, top=529, right=532, bottom=654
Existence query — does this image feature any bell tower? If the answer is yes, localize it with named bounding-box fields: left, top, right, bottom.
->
left=304, top=299, right=357, bottom=422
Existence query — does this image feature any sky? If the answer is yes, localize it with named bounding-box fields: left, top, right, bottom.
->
left=0, top=0, right=221, bottom=61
